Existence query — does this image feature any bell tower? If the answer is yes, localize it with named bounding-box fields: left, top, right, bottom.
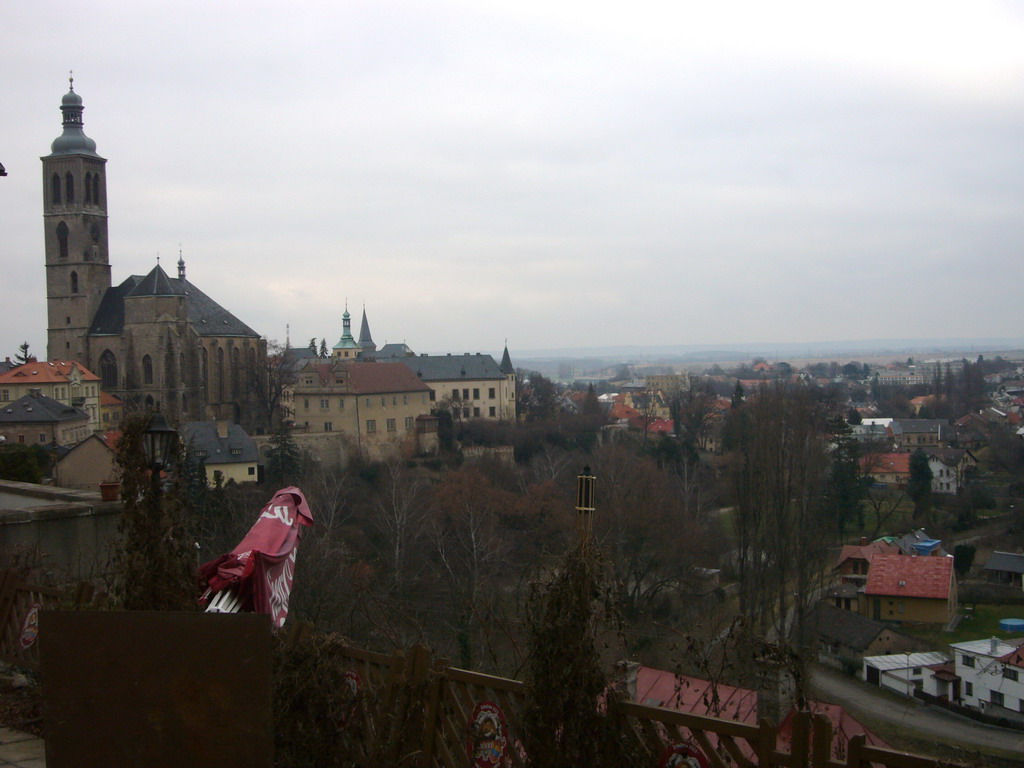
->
left=43, top=75, right=111, bottom=364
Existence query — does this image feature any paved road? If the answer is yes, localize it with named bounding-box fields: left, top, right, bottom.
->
left=810, top=665, right=1024, bottom=755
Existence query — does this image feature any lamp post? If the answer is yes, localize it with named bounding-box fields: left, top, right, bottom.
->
left=143, top=410, right=178, bottom=499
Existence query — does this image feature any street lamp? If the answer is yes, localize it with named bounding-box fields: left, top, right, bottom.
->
left=143, top=410, right=178, bottom=496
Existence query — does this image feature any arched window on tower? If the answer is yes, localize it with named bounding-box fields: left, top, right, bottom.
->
left=142, top=355, right=153, bottom=385
left=84, top=173, right=92, bottom=204
left=92, top=175, right=100, bottom=206
left=56, top=221, right=69, bottom=259
left=70, top=271, right=78, bottom=293
left=51, top=174, right=61, bottom=204
left=65, top=172, right=74, bottom=203
left=100, top=350, right=118, bottom=389
left=201, top=347, right=209, bottom=394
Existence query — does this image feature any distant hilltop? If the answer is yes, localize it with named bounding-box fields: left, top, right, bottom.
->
left=512, top=337, right=1024, bottom=364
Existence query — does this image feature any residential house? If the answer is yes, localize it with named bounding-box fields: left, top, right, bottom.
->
left=861, top=452, right=909, bottom=489
left=922, top=447, right=977, bottom=494
left=862, top=652, right=951, bottom=696
left=944, top=637, right=1024, bottom=719
left=861, top=553, right=957, bottom=625
left=836, top=539, right=899, bottom=580
left=889, top=529, right=946, bottom=557
left=810, top=602, right=925, bottom=668
left=0, top=390, right=90, bottom=447
left=53, top=431, right=117, bottom=490
left=99, top=391, right=124, bottom=429
left=0, top=359, right=101, bottom=432
left=182, top=420, right=259, bottom=486
left=888, top=419, right=948, bottom=451
left=289, top=359, right=436, bottom=462
left=984, top=551, right=1024, bottom=590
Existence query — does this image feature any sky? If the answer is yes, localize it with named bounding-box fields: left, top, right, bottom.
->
left=4, top=1, right=1024, bottom=361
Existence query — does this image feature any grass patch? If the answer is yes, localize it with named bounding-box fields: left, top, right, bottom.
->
left=901, top=603, right=1024, bottom=648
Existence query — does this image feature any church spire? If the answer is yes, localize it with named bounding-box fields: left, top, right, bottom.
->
left=358, top=306, right=376, bottom=353
left=49, top=73, right=100, bottom=157
left=500, top=342, right=514, bottom=375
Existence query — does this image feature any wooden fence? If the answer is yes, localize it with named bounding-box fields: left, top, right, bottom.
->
left=322, top=641, right=966, bottom=768
left=0, top=573, right=967, bottom=767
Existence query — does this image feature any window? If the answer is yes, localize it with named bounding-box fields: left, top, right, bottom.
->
left=393, top=397, right=397, bottom=406
left=56, top=221, right=69, bottom=259
left=85, top=172, right=92, bottom=203
left=304, top=398, right=310, bottom=409
left=452, top=389, right=460, bottom=400
left=386, top=418, right=396, bottom=432
left=100, top=350, right=118, bottom=389
left=40, top=434, right=47, bottom=443
left=70, top=271, right=78, bottom=293
left=230, top=447, right=243, bottom=455
left=320, top=399, right=329, bottom=408
left=65, top=172, right=74, bottom=203
left=463, top=408, right=470, bottom=418
left=489, top=387, right=495, bottom=399
left=405, top=417, right=414, bottom=430
left=911, top=667, right=921, bottom=676
left=403, top=395, right=407, bottom=404
left=1004, top=668, right=1019, bottom=682
left=324, top=422, right=333, bottom=432
left=429, top=390, right=436, bottom=401
left=194, top=449, right=208, bottom=458
left=92, top=174, right=100, bottom=205
left=51, top=173, right=61, bottom=204
left=366, top=398, right=371, bottom=407
left=962, top=655, right=975, bottom=668
left=381, top=397, right=386, bottom=407
left=248, top=466, right=255, bottom=476
left=338, top=398, right=345, bottom=408
left=366, top=419, right=376, bottom=433
left=965, top=682, right=973, bottom=696
left=473, top=388, right=480, bottom=399
left=462, top=388, right=469, bottom=400
left=489, top=406, right=496, bottom=417
left=992, top=691, right=1005, bottom=707
left=0, top=390, right=7, bottom=401
left=473, top=407, right=480, bottom=417
left=142, top=355, right=153, bottom=385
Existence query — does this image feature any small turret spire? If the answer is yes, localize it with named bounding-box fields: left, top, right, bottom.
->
left=177, top=246, right=186, bottom=280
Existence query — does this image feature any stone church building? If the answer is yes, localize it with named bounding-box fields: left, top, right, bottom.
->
left=42, top=80, right=265, bottom=427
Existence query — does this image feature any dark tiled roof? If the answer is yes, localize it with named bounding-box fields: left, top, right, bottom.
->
left=808, top=602, right=887, bottom=652
left=890, top=419, right=947, bottom=436
left=392, top=353, right=504, bottom=382
left=89, top=270, right=258, bottom=338
left=303, top=362, right=430, bottom=395
left=984, top=551, right=1024, bottom=575
left=182, top=421, right=258, bottom=464
left=499, top=345, right=514, bottom=375
left=0, top=393, right=89, bottom=424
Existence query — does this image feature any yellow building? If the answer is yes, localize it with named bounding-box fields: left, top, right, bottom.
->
left=0, top=360, right=101, bottom=432
left=290, top=360, right=435, bottom=461
left=860, top=554, right=957, bottom=625
left=182, top=420, right=258, bottom=486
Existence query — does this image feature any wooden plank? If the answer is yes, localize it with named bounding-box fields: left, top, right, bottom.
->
left=691, top=729, right=729, bottom=768
left=845, top=734, right=864, bottom=768
left=617, top=700, right=762, bottom=739
left=811, top=713, right=832, bottom=768
left=444, top=666, right=526, bottom=692
left=719, top=734, right=755, bottom=768
left=790, top=710, right=810, bottom=768
left=421, top=674, right=444, bottom=767
left=860, top=745, right=961, bottom=768
left=755, top=718, right=776, bottom=767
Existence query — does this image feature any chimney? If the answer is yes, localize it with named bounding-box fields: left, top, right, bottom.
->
left=756, top=662, right=796, bottom=728
left=859, top=537, right=867, bottom=546
left=28, top=388, right=41, bottom=398
left=216, top=420, right=229, bottom=440
left=991, top=637, right=1000, bottom=654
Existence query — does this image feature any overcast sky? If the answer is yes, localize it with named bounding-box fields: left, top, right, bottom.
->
left=4, top=1, right=1024, bottom=361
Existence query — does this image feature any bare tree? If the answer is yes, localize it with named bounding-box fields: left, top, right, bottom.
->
left=247, top=340, right=298, bottom=431
left=371, top=462, right=427, bottom=594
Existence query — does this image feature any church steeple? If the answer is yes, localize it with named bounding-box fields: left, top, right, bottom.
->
left=332, top=304, right=361, bottom=359
left=357, top=306, right=376, bottom=353
left=43, top=78, right=110, bottom=362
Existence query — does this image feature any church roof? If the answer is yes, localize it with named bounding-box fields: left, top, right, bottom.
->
left=88, top=270, right=259, bottom=338
left=47, top=80, right=102, bottom=159
left=358, top=309, right=375, bottom=349
left=499, top=345, right=514, bottom=375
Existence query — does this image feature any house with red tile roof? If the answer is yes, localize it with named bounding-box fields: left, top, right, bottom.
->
left=861, top=554, right=956, bottom=625
left=860, top=452, right=910, bottom=488
left=0, top=359, right=101, bottom=432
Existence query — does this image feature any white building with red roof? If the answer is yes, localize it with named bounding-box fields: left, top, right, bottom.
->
left=939, top=637, right=1024, bottom=720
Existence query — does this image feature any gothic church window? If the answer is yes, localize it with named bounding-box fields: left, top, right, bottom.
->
left=51, top=174, right=61, bottom=204
left=92, top=175, right=100, bottom=205
left=57, top=221, right=69, bottom=259
left=100, top=350, right=118, bottom=389
left=217, top=347, right=225, bottom=400
left=84, top=173, right=92, bottom=203
left=65, top=172, right=74, bottom=203
left=231, top=348, right=240, bottom=399
left=143, top=355, right=153, bottom=385
left=70, top=271, right=78, bottom=293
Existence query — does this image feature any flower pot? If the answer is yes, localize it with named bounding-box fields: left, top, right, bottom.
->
left=99, top=481, right=120, bottom=501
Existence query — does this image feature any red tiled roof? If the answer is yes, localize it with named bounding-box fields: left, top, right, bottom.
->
left=0, top=360, right=100, bottom=384
left=633, top=666, right=888, bottom=760
left=100, top=392, right=123, bottom=406
left=836, top=541, right=898, bottom=569
left=861, top=453, right=910, bottom=475
left=999, top=646, right=1024, bottom=670
left=609, top=402, right=641, bottom=421
left=308, top=362, right=430, bottom=394
left=864, top=554, right=953, bottom=599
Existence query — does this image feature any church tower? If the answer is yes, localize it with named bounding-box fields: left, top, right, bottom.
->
left=43, top=76, right=111, bottom=364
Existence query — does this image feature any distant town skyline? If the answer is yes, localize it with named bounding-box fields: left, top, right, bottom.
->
left=5, top=2, right=1024, bottom=362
